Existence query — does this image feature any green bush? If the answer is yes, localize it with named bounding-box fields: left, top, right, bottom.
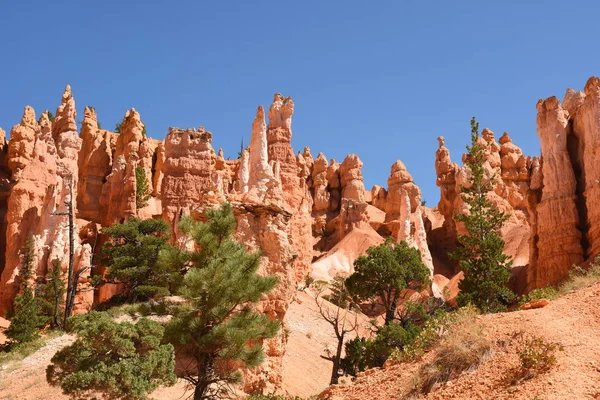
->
left=519, top=336, right=562, bottom=376
left=47, top=311, right=176, bottom=399
left=343, top=322, right=421, bottom=375
left=519, top=287, right=558, bottom=305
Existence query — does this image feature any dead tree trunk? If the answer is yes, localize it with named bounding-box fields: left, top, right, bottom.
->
left=62, top=177, right=76, bottom=326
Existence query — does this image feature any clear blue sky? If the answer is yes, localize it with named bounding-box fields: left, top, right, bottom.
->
left=1, top=1, right=598, bottom=204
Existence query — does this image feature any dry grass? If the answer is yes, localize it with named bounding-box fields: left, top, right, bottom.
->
left=416, top=307, right=491, bottom=393
left=559, top=263, right=600, bottom=294
left=522, top=261, right=600, bottom=304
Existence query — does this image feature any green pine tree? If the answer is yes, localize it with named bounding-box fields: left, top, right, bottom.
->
left=450, top=117, right=515, bottom=313
left=100, top=218, right=177, bottom=303
left=38, top=259, right=66, bottom=330
left=135, top=166, right=152, bottom=209
left=165, top=203, right=280, bottom=400
left=47, top=311, right=176, bottom=400
left=346, top=239, right=430, bottom=325
left=5, top=236, right=46, bottom=344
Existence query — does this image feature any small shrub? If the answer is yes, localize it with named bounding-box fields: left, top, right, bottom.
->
left=114, top=121, right=122, bottom=133
left=519, top=287, right=558, bottom=305
left=304, top=275, right=314, bottom=289
left=518, top=336, right=562, bottom=376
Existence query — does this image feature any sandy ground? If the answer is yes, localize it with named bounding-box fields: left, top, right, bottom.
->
left=282, top=290, right=371, bottom=398
left=320, top=281, right=600, bottom=400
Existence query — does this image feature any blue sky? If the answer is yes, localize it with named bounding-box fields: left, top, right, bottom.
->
left=0, top=1, right=598, bottom=203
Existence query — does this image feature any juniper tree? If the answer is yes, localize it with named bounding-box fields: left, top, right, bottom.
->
left=100, top=218, right=177, bottom=302
left=47, top=311, right=176, bottom=400
left=346, top=239, right=430, bottom=325
left=450, top=117, right=515, bottom=313
left=165, top=203, right=280, bottom=400
left=135, top=166, right=152, bottom=209
left=5, top=236, right=46, bottom=344
left=38, top=259, right=66, bottom=329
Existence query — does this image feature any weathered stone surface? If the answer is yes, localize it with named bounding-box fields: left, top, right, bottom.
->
left=339, top=154, right=365, bottom=202
left=246, top=106, right=283, bottom=205
left=152, top=141, right=165, bottom=197
left=100, top=108, right=145, bottom=226
left=382, top=161, right=434, bottom=273
left=161, top=126, right=216, bottom=235
left=573, top=77, right=600, bottom=257
left=266, top=94, right=313, bottom=284
left=0, top=88, right=93, bottom=314
left=311, top=152, right=330, bottom=234
left=77, top=106, right=114, bottom=222
left=527, top=96, right=584, bottom=290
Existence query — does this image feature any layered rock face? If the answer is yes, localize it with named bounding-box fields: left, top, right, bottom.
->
left=527, top=77, right=600, bottom=289
left=266, top=95, right=314, bottom=282
left=0, top=87, right=93, bottom=313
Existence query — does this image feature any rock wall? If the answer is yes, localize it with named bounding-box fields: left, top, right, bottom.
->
left=0, top=87, right=93, bottom=313
left=527, top=77, right=600, bottom=290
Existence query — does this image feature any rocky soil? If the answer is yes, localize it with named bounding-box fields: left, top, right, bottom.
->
left=321, top=281, right=600, bottom=400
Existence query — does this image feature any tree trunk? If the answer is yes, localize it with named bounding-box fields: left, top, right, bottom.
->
left=194, top=353, right=214, bottom=400
left=330, top=333, right=345, bottom=385
left=385, top=295, right=399, bottom=325
left=63, top=178, right=76, bottom=327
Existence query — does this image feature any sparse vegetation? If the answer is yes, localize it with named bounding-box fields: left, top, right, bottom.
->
left=519, top=287, right=559, bottom=304
left=416, top=306, right=490, bottom=393
left=5, top=237, right=45, bottom=345
left=518, top=336, right=562, bottom=377
left=314, top=277, right=359, bottom=384
left=520, top=257, right=600, bottom=304
left=304, top=274, right=314, bottom=289
left=451, top=117, right=515, bottom=313
left=0, top=331, right=62, bottom=365
left=114, top=121, right=122, bottom=133
left=135, top=165, right=152, bottom=209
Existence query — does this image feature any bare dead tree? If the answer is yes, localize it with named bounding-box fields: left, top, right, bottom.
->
left=52, top=175, right=76, bottom=327
left=314, top=277, right=360, bottom=385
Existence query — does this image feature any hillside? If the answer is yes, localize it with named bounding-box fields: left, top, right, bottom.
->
left=320, top=281, right=600, bottom=400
